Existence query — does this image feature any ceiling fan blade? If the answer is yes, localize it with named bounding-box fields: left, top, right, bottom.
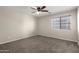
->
left=41, top=10, right=48, bottom=12
left=31, top=7, right=37, bottom=10
left=37, top=7, right=41, bottom=11
left=41, top=6, right=46, bottom=9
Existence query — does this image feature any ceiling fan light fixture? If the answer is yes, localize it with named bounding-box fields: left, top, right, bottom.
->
left=36, top=11, right=40, bottom=15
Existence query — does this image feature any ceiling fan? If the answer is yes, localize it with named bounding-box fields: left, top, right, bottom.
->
left=31, top=6, right=49, bottom=14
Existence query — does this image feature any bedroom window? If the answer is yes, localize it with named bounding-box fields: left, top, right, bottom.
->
left=52, top=15, right=70, bottom=30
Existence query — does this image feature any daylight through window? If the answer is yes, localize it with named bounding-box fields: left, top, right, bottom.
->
left=52, top=15, right=70, bottom=30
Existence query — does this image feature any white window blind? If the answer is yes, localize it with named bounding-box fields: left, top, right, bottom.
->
left=52, top=15, right=70, bottom=30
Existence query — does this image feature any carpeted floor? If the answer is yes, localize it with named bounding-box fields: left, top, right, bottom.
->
left=0, top=35, right=79, bottom=53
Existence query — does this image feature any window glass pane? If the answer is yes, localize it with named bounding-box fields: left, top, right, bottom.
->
left=53, top=17, right=60, bottom=22
left=53, top=25, right=60, bottom=29
left=61, top=16, right=70, bottom=30
left=52, top=17, right=60, bottom=29
left=61, top=23, right=70, bottom=29
left=53, top=22, right=60, bottom=25
left=61, top=16, right=70, bottom=23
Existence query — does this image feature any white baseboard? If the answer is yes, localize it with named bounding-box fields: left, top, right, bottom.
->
left=37, top=34, right=77, bottom=42
left=0, top=35, right=35, bottom=44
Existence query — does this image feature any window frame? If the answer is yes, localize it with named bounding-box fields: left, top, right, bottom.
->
left=52, top=15, right=71, bottom=30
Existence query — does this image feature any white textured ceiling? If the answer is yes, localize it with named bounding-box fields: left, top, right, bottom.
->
left=0, top=6, right=77, bottom=17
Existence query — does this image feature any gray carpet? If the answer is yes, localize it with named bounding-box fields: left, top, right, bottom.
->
left=0, top=35, right=79, bottom=53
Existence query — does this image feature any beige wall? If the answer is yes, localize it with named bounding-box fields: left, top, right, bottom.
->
left=0, top=7, right=37, bottom=44
left=38, top=9, right=78, bottom=42
left=77, top=7, right=79, bottom=45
